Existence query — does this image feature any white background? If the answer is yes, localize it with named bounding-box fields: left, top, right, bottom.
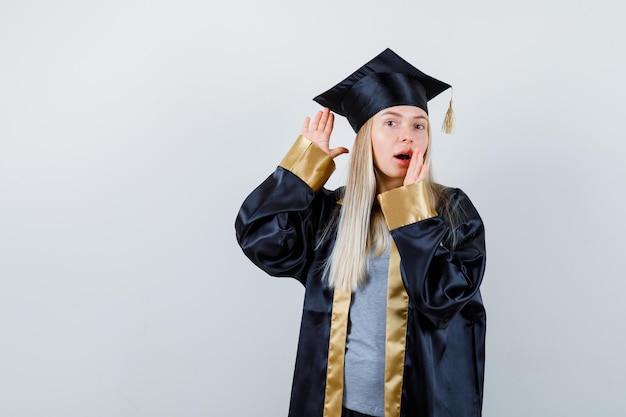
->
left=1, top=1, right=625, bottom=416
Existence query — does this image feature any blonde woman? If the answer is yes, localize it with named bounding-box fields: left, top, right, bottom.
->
left=235, top=48, right=487, bottom=417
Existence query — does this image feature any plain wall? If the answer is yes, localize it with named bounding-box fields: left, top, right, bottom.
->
left=1, top=1, right=625, bottom=416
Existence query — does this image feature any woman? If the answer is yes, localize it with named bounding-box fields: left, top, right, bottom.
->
left=235, top=48, right=487, bottom=417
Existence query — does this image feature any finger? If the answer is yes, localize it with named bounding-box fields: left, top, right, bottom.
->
left=410, top=150, right=424, bottom=172
left=328, top=147, right=349, bottom=159
left=411, top=150, right=427, bottom=182
left=404, top=167, right=418, bottom=186
left=312, top=110, right=323, bottom=131
left=302, top=116, right=311, bottom=134
left=404, top=151, right=423, bottom=185
left=324, top=112, right=334, bottom=134
left=318, top=108, right=329, bottom=130
left=418, top=163, right=429, bottom=182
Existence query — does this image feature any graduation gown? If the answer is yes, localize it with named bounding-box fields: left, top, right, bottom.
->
left=235, top=136, right=487, bottom=417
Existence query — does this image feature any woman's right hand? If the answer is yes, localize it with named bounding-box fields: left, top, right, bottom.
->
left=301, top=107, right=349, bottom=159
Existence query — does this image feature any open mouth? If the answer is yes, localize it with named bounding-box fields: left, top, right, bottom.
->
left=395, top=153, right=411, bottom=160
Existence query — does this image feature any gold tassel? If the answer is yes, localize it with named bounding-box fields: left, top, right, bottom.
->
left=441, top=91, right=455, bottom=134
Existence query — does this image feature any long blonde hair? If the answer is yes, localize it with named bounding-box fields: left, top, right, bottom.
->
left=325, top=118, right=446, bottom=292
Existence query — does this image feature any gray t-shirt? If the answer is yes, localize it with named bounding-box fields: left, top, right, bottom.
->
left=343, top=245, right=390, bottom=417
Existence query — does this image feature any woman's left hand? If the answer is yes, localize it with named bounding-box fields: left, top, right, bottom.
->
left=403, top=150, right=429, bottom=186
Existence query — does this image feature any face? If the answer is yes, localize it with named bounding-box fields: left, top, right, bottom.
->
left=371, top=105, right=429, bottom=192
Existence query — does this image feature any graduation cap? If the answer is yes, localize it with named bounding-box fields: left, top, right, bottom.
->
left=314, top=48, right=454, bottom=134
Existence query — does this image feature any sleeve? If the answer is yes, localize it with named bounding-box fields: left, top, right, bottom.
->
left=378, top=183, right=486, bottom=328
left=235, top=135, right=336, bottom=284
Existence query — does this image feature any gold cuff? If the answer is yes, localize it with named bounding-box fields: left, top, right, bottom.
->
left=377, top=181, right=437, bottom=230
left=279, top=135, right=335, bottom=192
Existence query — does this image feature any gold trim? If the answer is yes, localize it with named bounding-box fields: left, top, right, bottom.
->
left=384, top=240, right=409, bottom=417
left=323, top=288, right=351, bottom=417
left=377, top=181, right=437, bottom=230
left=279, top=135, right=335, bottom=192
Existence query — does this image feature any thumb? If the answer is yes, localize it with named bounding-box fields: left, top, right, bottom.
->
left=328, top=147, right=349, bottom=159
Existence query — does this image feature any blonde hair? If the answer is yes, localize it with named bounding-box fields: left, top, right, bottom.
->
left=325, top=118, right=447, bottom=292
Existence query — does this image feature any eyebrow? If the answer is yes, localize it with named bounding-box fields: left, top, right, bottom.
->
left=379, top=111, right=428, bottom=120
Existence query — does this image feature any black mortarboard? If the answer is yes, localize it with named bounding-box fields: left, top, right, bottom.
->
left=314, top=48, right=454, bottom=133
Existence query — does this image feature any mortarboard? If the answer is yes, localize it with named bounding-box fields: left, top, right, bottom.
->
left=314, top=48, right=454, bottom=134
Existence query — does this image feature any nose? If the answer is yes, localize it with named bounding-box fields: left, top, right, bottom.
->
left=400, top=126, right=414, bottom=143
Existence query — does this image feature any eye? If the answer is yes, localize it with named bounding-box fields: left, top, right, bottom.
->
left=385, top=120, right=397, bottom=126
left=415, top=124, right=425, bottom=130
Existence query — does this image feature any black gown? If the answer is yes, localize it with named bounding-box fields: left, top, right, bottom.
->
left=235, top=135, right=487, bottom=417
